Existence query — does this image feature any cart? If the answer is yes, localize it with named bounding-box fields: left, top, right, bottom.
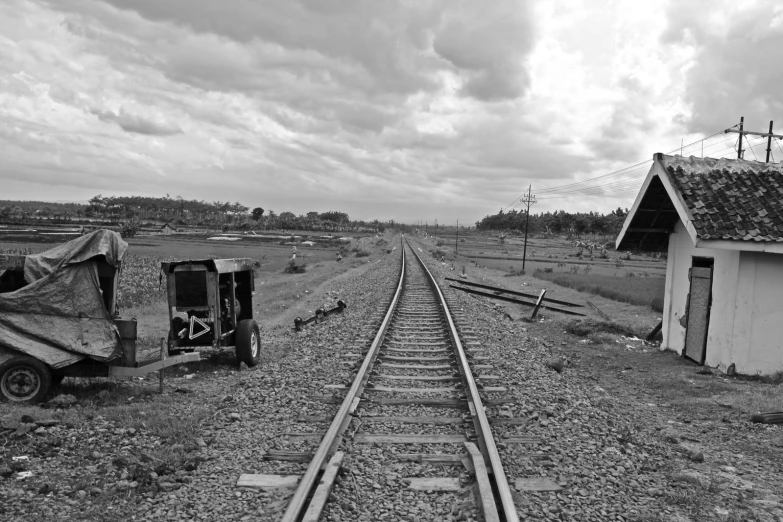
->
left=161, top=258, right=261, bottom=367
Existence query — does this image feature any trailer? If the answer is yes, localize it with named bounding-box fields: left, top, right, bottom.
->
left=0, top=230, right=199, bottom=403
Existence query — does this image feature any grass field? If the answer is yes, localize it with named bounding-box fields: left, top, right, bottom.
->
left=417, top=231, right=668, bottom=278
left=533, top=268, right=665, bottom=311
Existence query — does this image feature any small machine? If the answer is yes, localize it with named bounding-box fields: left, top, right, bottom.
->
left=161, top=258, right=261, bottom=367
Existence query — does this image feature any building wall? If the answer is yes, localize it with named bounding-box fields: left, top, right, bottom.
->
left=663, top=221, right=783, bottom=374
left=730, top=251, right=783, bottom=374
left=662, top=221, right=740, bottom=368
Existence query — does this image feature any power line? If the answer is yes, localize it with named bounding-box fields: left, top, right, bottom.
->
left=533, top=125, right=740, bottom=197
left=532, top=134, right=771, bottom=201
left=500, top=121, right=756, bottom=208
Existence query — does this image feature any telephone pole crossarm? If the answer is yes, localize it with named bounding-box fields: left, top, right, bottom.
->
left=725, top=129, right=783, bottom=140
left=726, top=117, right=780, bottom=162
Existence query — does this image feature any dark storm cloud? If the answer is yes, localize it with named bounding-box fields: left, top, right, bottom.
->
left=79, top=0, right=443, bottom=96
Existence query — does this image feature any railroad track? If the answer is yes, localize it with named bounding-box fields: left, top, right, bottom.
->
left=264, top=239, right=519, bottom=521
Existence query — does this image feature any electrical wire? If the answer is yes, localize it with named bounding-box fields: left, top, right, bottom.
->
left=533, top=124, right=741, bottom=197
left=498, top=122, right=752, bottom=207
left=744, top=135, right=760, bottom=161
left=531, top=134, right=771, bottom=201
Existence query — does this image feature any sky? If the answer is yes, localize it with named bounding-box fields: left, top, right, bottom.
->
left=1, top=0, right=782, bottom=224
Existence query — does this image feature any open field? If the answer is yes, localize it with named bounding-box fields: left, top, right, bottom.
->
left=534, top=269, right=666, bottom=312
left=420, top=231, right=667, bottom=277
left=413, top=230, right=667, bottom=315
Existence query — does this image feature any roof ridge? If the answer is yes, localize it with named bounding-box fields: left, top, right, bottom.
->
left=657, top=153, right=783, bottom=176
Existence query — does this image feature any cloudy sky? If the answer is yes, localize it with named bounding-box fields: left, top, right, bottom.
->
left=1, top=0, right=781, bottom=223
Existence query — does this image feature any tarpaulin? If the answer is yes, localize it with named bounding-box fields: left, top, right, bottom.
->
left=0, top=230, right=127, bottom=368
left=23, top=229, right=127, bottom=283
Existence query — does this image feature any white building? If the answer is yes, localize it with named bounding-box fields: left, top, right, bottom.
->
left=616, top=153, right=783, bottom=376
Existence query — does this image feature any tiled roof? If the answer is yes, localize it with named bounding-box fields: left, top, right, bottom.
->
left=660, top=155, right=783, bottom=242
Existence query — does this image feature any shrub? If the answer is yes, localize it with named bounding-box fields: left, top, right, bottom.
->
left=354, top=250, right=370, bottom=258
left=283, top=259, right=306, bottom=273
left=504, top=267, right=525, bottom=277
left=436, top=239, right=445, bottom=247
left=565, top=319, right=636, bottom=338
left=650, top=295, right=664, bottom=312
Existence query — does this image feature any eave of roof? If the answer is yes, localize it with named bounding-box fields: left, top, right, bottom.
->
left=616, top=153, right=783, bottom=254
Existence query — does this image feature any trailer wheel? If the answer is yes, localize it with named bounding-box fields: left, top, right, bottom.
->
left=0, top=357, right=52, bottom=403
left=235, top=319, right=261, bottom=367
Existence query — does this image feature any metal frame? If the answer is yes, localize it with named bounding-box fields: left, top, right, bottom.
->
left=163, top=258, right=255, bottom=350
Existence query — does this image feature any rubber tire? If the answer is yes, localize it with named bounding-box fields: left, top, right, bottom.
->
left=0, top=357, right=52, bottom=403
left=235, top=319, right=261, bottom=367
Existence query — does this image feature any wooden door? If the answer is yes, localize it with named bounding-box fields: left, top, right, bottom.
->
left=684, top=263, right=713, bottom=364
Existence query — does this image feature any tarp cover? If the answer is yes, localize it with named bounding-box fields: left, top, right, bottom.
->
left=0, top=230, right=127, bottom=368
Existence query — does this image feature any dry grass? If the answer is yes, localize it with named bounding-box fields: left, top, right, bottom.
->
left=534, top=269, right=665, bottom=311
left=564, top=318, right=639, bottom=338
left=715, top=384, right=783, bottom=414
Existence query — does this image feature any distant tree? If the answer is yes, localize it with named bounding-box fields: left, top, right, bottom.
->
left=320, top=211, right=349, bottom=223
left=279, top=211, right=296, bottom=228
left=251, top=207, right=265, bottom=220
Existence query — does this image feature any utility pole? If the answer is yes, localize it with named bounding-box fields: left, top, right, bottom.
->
left=725, top=117, right=783, bottom=162
left=455, top=220, right=459, bottom=256
left=521, top=185, right=536, bottom=270
left=767, top=121, right=774, bottom=163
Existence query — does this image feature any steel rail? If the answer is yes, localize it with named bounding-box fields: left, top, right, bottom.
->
left=281, top=239, right=407, bottom=522
left=407, top=240, right=520, bottom=522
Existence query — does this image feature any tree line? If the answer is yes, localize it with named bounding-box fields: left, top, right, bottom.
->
left=0, top=195, right=389, bottom=233
left=475, top=207, right=629, bottom=240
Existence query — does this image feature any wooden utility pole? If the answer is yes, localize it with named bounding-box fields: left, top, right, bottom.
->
left=521, top=185, right=536, bottom=270
left=455, top=220, right=459, bottom=256
left=725, top=117, right=783, bottom=162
